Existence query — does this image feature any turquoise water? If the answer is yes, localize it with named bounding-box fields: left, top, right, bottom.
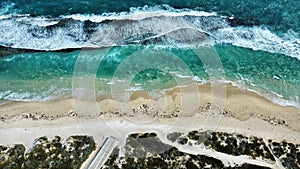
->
left=0, top=44, right=299, bottom=107
left=0, top=1, right=299, bottom=108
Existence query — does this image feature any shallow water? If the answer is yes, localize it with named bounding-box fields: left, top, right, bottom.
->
left=0, top=1, right=299, bottom=108
left=0, top=44, right=299, bottom=108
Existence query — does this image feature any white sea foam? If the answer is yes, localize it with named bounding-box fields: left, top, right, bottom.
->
left=14, top=17, right=60, bottom=26
left=125, top=86, right=143, bottom=92
left=169, top=71, right=193, bottom=79
left=0, top=5, right=299, bottom=61
left=161, top=76, right=300, bottom=109
left=0, top=75, right=298, bottom=109
left=0, top=88, right=72, bottom=102
left=212, top=26, right=300, bottom=60
left=62, top=5, right=217, bottom=22
left=228, top=80, right=300, bottom=109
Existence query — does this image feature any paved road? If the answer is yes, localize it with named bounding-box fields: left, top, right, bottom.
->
left=88, top=136, right=118, bottom=169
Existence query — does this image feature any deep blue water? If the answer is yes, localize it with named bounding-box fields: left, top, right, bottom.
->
left=1, top=0, right=299, bottom=33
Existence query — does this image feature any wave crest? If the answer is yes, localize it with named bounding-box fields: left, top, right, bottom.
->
left=0, top=6, right=299, bottom=60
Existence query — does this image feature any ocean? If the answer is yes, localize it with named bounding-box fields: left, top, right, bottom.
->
left=0, top=0, right=299, bottom=108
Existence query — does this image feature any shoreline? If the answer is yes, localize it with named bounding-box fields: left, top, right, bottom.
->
left=0, top=83, right=299, bottom=146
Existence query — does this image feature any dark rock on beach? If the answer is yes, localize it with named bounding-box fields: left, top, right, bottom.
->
left=0, top=46, right=36, bottom=57
left=0, top=45, right=81, bottom=57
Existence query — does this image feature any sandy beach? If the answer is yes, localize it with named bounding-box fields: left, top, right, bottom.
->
left=1, top=83, right=300, bottom=169
left=1, top=1, right=300, bottom=168
left=0, top=83, right=299, bottom=146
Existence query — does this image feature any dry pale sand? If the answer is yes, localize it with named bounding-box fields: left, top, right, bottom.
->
left=0, top=83, right=299, bottom=146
